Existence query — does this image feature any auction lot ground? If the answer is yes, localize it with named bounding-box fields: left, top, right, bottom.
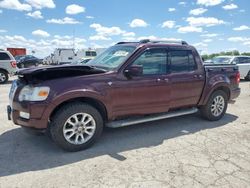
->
left=0, top=78, right=250, bottom=188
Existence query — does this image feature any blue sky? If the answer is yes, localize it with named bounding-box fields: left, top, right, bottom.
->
left=0, top=0, right=250, bottom=57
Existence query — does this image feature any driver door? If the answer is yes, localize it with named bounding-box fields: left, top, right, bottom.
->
left=110, top=48, right=171, bottom=118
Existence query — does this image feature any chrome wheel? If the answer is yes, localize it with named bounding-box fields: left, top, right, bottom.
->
left=63, top=113, right=96, bottom=145
left=0, top=72, right=6, bottom=83
left=211, top=95, right=225, bottom=117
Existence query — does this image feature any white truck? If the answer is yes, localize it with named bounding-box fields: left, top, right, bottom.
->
left=208, top=56, right=250, bottom=80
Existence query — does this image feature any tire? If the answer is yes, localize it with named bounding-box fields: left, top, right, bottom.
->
left=200, top=90, right=228, bottom=121
left=50, top=103, right=103, bottom=152
left=0, top=70, right=8, bottom=84
left=245, top=71, right=250, bottom=81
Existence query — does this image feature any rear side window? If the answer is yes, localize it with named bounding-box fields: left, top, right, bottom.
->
left=238, top=57, right=250, bottom=64
left=0, top=52, right=11, bottom=60
left=169, top=50, right=197, bottom=73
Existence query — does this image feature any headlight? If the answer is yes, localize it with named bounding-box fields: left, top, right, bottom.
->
left=18, top=86, right=50, bottom=102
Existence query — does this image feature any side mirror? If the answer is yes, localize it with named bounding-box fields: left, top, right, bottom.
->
left=124, top=65, right=143, bottom=78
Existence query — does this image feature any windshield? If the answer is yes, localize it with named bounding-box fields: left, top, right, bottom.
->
left=212, top=57, right=233, bottom=64
left=87, top=45, right=136, bottom=70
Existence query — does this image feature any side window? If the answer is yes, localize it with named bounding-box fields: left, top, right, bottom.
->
left=239, top=57, right=250, bottom=64
left=0, top=52, right=11, bottom=60
left=169, top=50, right=197, bottom=73
left=132, top=48, right=167, bottom=75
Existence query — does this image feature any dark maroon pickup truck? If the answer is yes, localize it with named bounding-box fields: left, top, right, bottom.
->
left=7, top=40, right=241, bottom=151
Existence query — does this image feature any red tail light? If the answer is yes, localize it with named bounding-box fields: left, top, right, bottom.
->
left=10, top=60, right=17, bottom=68
left=236, top=71, right=240, bottom=84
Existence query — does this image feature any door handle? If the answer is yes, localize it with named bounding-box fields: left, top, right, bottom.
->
left=156, top=78, right=161, bottom=82
left=164, top=78, right=169, bottom=82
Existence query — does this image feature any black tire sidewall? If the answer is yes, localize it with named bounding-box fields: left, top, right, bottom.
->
left=0, top=70, right=8, bottom=84
left=201, top=90, right=228, bottom=121
left=50, top=103, right=103, bottom=152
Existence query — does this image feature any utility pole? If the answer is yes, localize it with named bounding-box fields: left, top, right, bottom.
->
left=73, top=29, right=75, bottom=50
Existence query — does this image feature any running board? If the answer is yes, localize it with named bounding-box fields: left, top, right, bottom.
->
left=106, top=107, right=198, bottom=128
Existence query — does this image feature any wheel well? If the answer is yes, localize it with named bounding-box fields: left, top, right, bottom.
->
left=0, top=68, right=8, bottom=74
left=214, top=86, right=230, bottom=100
left=50, top=97, right=108, bottom=122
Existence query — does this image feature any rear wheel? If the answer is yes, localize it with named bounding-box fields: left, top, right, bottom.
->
left=200, top=90, right=228, bottom=121
left=50, top=103, right=103, bottom=152
left=0, top=70, right=8, bottom=84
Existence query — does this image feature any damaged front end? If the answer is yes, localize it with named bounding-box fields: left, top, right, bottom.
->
left=16, top=65, right=107, bottom=84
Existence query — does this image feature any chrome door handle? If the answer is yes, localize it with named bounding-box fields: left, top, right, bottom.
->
left=157, top=78, right=161, bottom=82
left=164, top=78, right=169, bottom=82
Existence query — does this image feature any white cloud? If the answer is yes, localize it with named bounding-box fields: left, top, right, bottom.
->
left=32, top=29, right=50, bottom=37
left=0, top=29, right=7, bottom=33
left=222, top=3, right=238, bottom=10
left=46, top=17, right=81, bottom=24
left=193, top=42, right=208, bottom=47
left=189, top=8, right=207, bottom=15
left=0, top=35, right=87, bottom=58
left=0, top=0, right=32, bottom=12
left=243, top=41, right=250, bottom=46
left=197, top=0, right=224, bottom=6
left=66, top=4, right=85, bottom=15
left=122, top=32, right=135, bottom=37
left=178, top=26, right=203, bottom=33
left=26, top=10, right=43, bottom=19
left=203, top=39, right=213, bottom=42
left=233, top=25, right=250, bottom=31
left=201, top=33, right=219, bottom=37
left=86, top=16, right=94, bottom=19
left=228, top=37, right=250, bottom=42
left=161, top=21, right=175, bottom=28
left=25, top=0, right=55, bottom=9
left=179, top=2, right=186, bottom=5
left=129, top=19, right=148, bottom=28
left=89, top=35, right=111, bottom=41
left=90, top=23, right=126, bottom=36
left=168, top=8, right=176, bottom=12
left=186, top=17, right=225, bottom=27
left=89, top=23, right=135, bottom=42
left=122, top=37, right=136, bottom=41
left=137, top=36, right=182, bottom=41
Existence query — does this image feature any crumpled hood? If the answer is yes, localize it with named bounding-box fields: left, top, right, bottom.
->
left=17, top=65, right=106, bottom=84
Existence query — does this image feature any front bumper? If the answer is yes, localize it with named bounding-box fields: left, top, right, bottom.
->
left=7, top=102, right=49, bottom=129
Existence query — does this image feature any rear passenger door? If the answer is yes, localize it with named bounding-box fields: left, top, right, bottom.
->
left=168, top=49, right=205, bottom=108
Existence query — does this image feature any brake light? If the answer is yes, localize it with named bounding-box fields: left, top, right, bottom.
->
left=10, top=60, right=17, bottom=68
left=236, top=71, right=240, bottom=84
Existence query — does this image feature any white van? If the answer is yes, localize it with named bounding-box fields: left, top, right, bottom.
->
left=52, top=48, right=76, bottom=65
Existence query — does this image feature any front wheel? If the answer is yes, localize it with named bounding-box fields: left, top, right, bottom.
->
left=50, top=103, right=103, bottom=152
left=200, top=90, right=228, bottom=121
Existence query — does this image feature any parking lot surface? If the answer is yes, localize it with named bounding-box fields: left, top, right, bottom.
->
left=0, top=78, right=250, bottom=188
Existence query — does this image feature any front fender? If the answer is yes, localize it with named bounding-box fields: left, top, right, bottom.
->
left=41, top=89, right=110, bottom=121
